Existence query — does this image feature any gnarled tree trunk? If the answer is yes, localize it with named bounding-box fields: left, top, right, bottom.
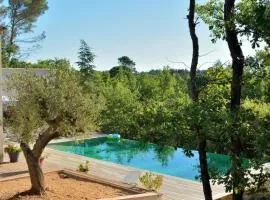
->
left=20, top=128, right=59, bottom=195
left=21, top=143, right=45, bottom=194
left=188, top=1, right=213, bottom=200
left=224, top=0, right=245, bottom=200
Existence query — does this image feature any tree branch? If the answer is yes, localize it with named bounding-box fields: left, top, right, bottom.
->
left=199, top=50, right=215, bottom=58
left=188, top=0, right=199, bottom=101
left=32, top=127, right=59, bottom=158
left=166, top=58, right=189, bottom=69
left=20, top=142, right=35, bottom=158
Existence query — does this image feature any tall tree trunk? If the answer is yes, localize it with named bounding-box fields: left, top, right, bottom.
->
left=7, top=5, right=17, bottom=60
left=198, top=131, right=212, bottom=200
left=224, top=0, right=245, bottom=110
left=188, top=1, right=213, bottom=200
left=224, top=0, right=245, bottom=200
left=21, top=143, right=45, bottom=194
left=188, top=0, right=199, bottom=102
left=0, top=32, right=3, bottom=163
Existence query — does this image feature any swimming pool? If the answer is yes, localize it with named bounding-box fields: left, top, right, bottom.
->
left=48, top=137, right=231, bottom=181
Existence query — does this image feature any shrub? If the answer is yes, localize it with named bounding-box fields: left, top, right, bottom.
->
left=139, top=172, right=163, bottom=192
left=77, top=161, right=90, bottom=173
left=4, top=144, right=21, bottom=153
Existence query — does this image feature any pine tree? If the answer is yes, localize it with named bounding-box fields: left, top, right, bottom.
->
left=77, top=40, right=95, bottom=79
left=118, top=56, right=136, bottom=72
left=5, top=0, right=48, bottom=60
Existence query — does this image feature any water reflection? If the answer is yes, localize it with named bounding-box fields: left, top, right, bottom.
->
left=48, top=137, right=231, bottom=181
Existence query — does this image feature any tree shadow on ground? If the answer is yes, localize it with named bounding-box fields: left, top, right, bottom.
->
left=0, top=170, right=28, bottom=178
left=6, top=190, right=41, bottom=200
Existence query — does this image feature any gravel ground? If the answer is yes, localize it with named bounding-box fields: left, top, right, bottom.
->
left=0, top=172, right=131, bottom=200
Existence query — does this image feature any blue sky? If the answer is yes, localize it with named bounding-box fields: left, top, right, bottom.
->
left=25, top=0, right=255, bottom=71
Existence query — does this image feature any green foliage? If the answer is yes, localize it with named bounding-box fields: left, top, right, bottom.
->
left=77, top=40, right=95, bottom=79
left=3, top=0, right=48, bottom=59
left=118, top=56, right=136, bottom=72
left=33, top=58, right=72, bottom=70
left=77, top=160, right=90, bottom=173
left=243, top=49, right=270, bottom=101
left=243, top=100, right=270, bottom=118
left=6, top=58, right=72, bottom=69
left=196, top=0, right=225, bottom=43
left=7, top=58, right=33, bottom=68
left=207, top=102, right=270, bottom=194
left=237, top=0, right=270, bottom=47
left=198, top=65, right=231, bottom=104
left=101, top=81, right=142, bottom=137
left=4, top=69, right=100, bottom=144
left=197, top=0, right=270, bottom=47
left=109, top=66, right=133, bottom=78
left=197, top=2, right=270, bottom=197
left=8, top=0, right=48, bottom=32
left=247, top=164, right=270, bottom=194
left=100, top=67, right=190, bottom=147
left=139, top=172, right=163, bottom=192
left=243, top=100, right=270, bottom=160
left=4, top=144, right=21, bottom=153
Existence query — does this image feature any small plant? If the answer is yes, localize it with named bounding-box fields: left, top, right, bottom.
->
left=77, top=160, right=90, bottom=173
left=4, top=144, right=22, bottom=163
left=139, top=172, right=163, bottom=192
left=4, top=144, right=21, bottom=153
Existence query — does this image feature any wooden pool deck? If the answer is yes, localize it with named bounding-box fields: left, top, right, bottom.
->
left=0, top=135, right=228, bottom=200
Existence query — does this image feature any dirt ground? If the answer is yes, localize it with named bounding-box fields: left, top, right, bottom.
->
left=0, top=172, right=131, bottom=200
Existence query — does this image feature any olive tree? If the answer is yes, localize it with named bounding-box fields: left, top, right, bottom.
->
left=4, top=69, right=99, bottom=195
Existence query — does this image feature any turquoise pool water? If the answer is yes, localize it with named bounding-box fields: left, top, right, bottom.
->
left=48, top=137, right=231, bottom=181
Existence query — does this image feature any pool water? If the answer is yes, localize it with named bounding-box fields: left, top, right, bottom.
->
left=48, top=137, right=231, bottom=181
